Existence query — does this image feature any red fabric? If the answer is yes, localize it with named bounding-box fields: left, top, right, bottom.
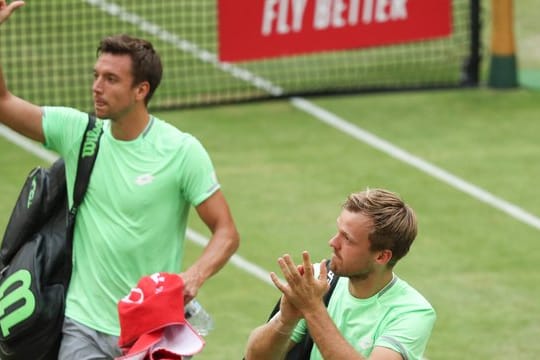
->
left=116, top=272, right=204, bottom=360
left=118, top=273, right=186, bottom=347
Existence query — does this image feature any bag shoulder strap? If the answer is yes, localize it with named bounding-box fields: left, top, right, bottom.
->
left=67, top=114, right=103, bottom=234
left=323, top=259, right=339, bottom=304
left=71, top=114, right=103, bottom=210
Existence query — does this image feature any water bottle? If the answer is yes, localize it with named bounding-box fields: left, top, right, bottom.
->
left=184, top=299, right=214, bottom=337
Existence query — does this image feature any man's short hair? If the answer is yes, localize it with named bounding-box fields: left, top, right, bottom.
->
left=97, top=34, right=163, bottom=105
left=343, top=188, right=418, bottom=267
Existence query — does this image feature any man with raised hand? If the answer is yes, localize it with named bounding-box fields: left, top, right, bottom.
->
left=0, top=2, right=240, bottom=359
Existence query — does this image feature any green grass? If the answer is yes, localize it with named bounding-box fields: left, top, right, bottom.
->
left=2, top=88, right=539, bottom=359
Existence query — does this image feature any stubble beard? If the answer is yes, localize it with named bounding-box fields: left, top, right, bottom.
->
left=333, top=261, right=374, bottom=281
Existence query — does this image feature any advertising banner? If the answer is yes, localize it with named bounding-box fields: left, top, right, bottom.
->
left=218, top=0, right=452, bottom=62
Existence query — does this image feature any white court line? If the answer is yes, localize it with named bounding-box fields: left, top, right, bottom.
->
left=290, top=98, right=540, bottom=231
left=0, top=124, right=58, bottom=163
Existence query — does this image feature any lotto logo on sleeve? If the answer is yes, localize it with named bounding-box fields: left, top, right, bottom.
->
left=218, top=0, right=452, bottom=61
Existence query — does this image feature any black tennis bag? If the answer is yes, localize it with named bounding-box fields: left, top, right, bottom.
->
left=0, top=115, right=102, bottom=359
left=0, top=159, right=70, bottom=359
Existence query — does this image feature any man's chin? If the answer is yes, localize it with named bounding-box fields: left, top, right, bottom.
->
left=329, top=255, right=339, bottom=272
left=94, top=105, right=108, bottom=119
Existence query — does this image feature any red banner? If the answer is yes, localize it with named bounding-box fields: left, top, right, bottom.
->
left=218, top=0, right=452, bottom=62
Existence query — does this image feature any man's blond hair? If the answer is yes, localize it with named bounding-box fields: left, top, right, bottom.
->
left=343, top=188, right=417, bottom=267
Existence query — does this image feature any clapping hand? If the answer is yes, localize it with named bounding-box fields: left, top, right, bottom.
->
left=271, top=251, right=329, bottom=318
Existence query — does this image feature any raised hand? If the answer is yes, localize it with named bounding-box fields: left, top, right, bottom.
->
left=0, top=0, right=25, bottom=25
left=271, top=251, right=329, bottom=316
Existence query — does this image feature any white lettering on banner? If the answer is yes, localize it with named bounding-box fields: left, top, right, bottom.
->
left=261, top=0, right=408, bottom=36
left=292, top=0, right=309, bottom=31
left=362, top=0, right=374, bottom=23
left=314, top=0, right=408, bottom=30
left=375, top=0, right=390, bottom=22
left=372, top=0, right=408, bottom=24
left=261, top=0, right=308, bottom=35
left=348, top=0, right=360, bottom=25
left=332, top=0, right=347, bottom=27
left=390, top=0, right=408, bottom=21
left=262, top=0, right=279, bottom=35
left=263, top=0, right=409, bottom=35
left=313, top=0, right=331, bottom=29
left=277, top=0, right=290, bottom=33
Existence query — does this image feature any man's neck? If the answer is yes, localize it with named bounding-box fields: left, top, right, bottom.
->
left=110, top=108, right=150, bottom=141
left=348, top=270, right=394, bottom=299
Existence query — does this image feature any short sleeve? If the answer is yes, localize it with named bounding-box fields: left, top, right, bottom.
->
left=375, top=307, right=436, bottom=360
left=42, top=106, right=89, bottom=157
left=178, top=136, right=220, bottom=206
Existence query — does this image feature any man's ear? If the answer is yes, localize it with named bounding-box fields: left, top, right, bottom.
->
left=376, top=249, right=393, bottom=265
left=135, top=81, right=150, bottom=102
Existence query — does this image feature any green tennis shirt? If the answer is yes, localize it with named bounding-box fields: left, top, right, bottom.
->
left=291, top=272, right=436, bottom=360
left=42, top=106, right=220, bottom=335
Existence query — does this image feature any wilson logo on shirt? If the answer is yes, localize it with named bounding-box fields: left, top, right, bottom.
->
left=135, top=174, right=155, bottom=186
